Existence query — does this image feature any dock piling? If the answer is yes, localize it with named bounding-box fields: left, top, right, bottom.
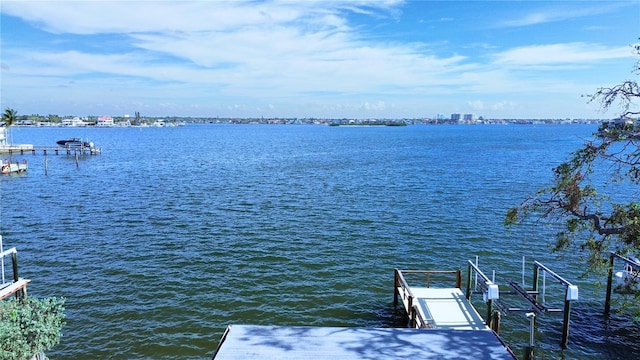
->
left=605, top=253, right=615, bottom=316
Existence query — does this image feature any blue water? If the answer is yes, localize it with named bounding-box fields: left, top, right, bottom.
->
left=1, top=124, right=638, bottom=359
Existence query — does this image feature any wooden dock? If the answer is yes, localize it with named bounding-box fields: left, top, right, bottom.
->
left=0, top=245, right=29, bottom=300
left=2, top=145, right=101, bottom=156
left=393, top=268, right=500, bottom=331
left=212, top=325, right=517, bottom=360
left=211, top=267, right=516, bottom=359
left=0, top=279, right=30, bottom=299
left=406, top=287, right=489, bottom=329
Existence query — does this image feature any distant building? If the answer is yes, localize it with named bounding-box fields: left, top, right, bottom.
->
left=463, top=114, right=474, bottom=123
left=61, top=117, right=86, bottom=127
left=96, top=116, right=115, bottom=127
left=0, top=126, right=7, bottom=146
left=451, top=113, right=461, bottom=122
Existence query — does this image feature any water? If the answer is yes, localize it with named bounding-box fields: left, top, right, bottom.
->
left=1, top=124, right=638, bottom=359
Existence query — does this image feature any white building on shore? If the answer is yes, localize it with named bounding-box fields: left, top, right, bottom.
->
left=96, top=116, right=115, bottom=127
left=61, top=117, right=87, bottom=127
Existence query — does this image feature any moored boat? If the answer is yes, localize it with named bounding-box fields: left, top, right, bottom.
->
left=56, top=138, right=94, bottom=149
left=1, top=160, right=27, bottom=174
left=615, top=256, right=640, bottom=290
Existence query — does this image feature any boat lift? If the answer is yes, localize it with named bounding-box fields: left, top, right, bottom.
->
left=605, top=252, right=640, bottom=315
left=469, top=258, right=578, bottom=349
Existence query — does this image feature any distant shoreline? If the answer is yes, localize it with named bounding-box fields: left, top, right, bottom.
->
left=11, top=117, right=604, bottom=128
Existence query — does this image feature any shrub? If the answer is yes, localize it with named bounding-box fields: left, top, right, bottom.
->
left=0, top=297, right=65, bottom=360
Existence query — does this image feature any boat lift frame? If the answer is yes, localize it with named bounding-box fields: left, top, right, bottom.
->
left=604, top=252, right=640, bottom=316
left=469, top=259, right=578, bottom=348
left=465, top=260, right=500, bottom=330
left=530, top=261, right=578, bottom=348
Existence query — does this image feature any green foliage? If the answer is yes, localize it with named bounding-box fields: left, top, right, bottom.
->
left=506, top=42, right=640, bottom=279
left=1, top=109, right=17, bottom=128
left=0, top=297, right=65, bottom=360
left=507, top=120, right=640, bottom=268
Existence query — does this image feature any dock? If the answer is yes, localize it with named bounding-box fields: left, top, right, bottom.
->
left=394, top=268, right=498, bottom=330
left=212, top=266, right=516, bottom=359
left=1, top=160, right=28, bottom=174
left=0, top=240, right=29, bottom=300
left=3, top=145, right=101, bottom=156
left=212, top=325, right=516, bottom=359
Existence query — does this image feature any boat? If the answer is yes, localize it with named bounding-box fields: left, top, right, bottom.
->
left=56, top=138, right=94, bottom=149
left=1, top=160, right=27, bottom=174
left=615, top=256, right=640, bottom=290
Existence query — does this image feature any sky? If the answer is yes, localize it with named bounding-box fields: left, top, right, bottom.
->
left=1, top=1, right=639, bottom=119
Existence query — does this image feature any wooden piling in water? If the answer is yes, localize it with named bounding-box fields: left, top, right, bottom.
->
left=11, top=252, right=18, bottom=283
left=561, top=297, right=571, bottom=348
left=604, top=253, right=615, bottom=316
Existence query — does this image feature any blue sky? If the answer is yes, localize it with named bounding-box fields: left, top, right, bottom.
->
left=1, top=1, right=638, bottom=119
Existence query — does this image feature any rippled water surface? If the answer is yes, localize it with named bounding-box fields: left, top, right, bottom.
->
left=1, top=124, right=639, bottom=359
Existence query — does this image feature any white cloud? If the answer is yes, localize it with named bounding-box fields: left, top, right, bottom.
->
left=4, top=0, right=469, bottom=98
left=0, top=1, right=402, bottom=35
left=467, top=100, right=485, bottom=111
left=493, top=43, right=634, bottom=67
left=0, top=0, right=633, bottom=118
left=491, top=101, right=517, bottom=111
left=498, top=2, right=633, bottom=28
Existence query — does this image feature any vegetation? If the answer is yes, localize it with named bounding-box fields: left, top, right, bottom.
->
left=1, top=108, right=18, bottom=144
left=506, top=43, right=640, bottom=289
left=0, top=297, right=65, bottom=360
left=1, top=108, right=17, bottom=128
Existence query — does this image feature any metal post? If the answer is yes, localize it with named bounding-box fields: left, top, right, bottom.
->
left=475, top=256, right=478, bottom=289
left=526, top=312, right=536, bottom=347
left=542, top=271, right=546, bottom=305
left=532, top=264, right=539, bottom=302
left=605, top=253, right=614, bottom=316
left=522, top=256, right=526, bottom=287
left=466, top=264, right=472, bottom=300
